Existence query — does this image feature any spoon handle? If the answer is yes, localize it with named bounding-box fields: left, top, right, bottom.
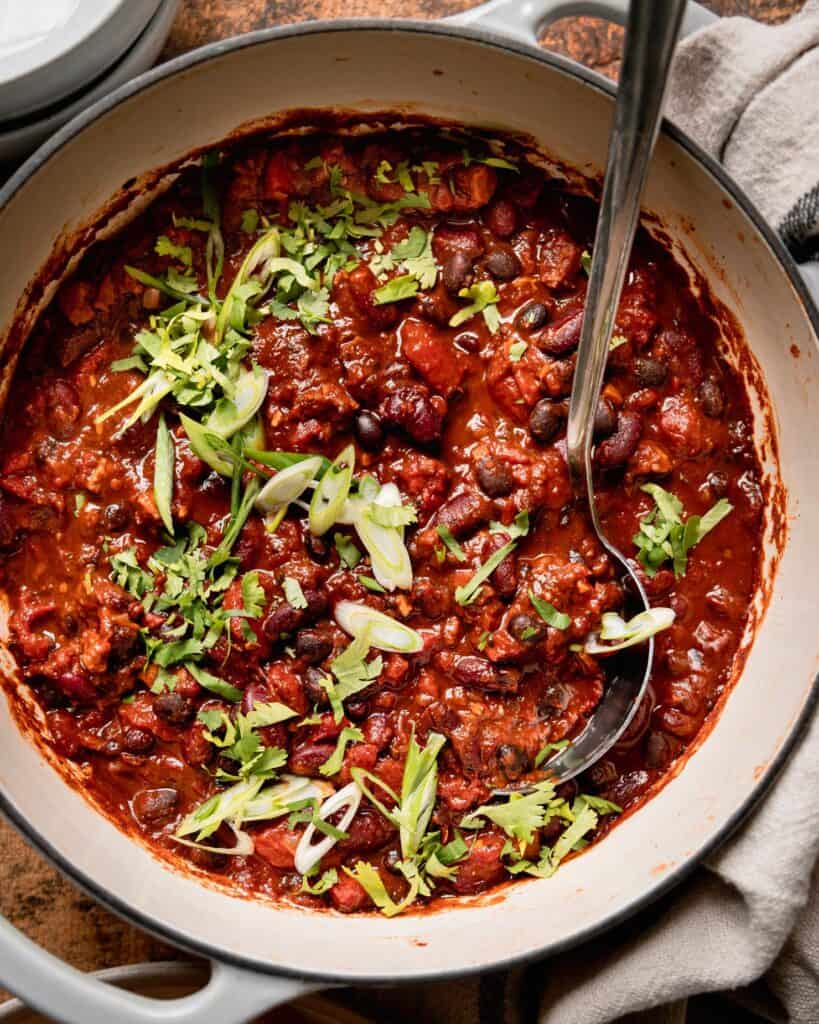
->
left=566, top=0, right=686, bottom=497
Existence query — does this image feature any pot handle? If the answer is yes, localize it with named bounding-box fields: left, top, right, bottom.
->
left=0, top=915, right=324, bottom=1024
left=446, top=0, right=716, bottom=52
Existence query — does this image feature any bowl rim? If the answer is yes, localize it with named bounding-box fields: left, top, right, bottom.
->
left=0, top=16, right=817, bottom=986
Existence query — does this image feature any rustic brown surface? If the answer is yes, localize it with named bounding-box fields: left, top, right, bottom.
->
left=0, top=0, right=807, bottom=1011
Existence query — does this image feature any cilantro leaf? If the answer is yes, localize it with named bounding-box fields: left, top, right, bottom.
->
left=634, top=485, right=733, bottom=578
left=155, top=235, right=193, bottom=267
left=241, top=571, right=265, bottom=618
left=372, top=274, right=419, bottom=305
left=283, top=576, right=308, bottom=610
left=449, top=281, right=500, bottom=331
left=529, top=590, right=570, bottom=631
left=319, top=726, right=365, bottom=776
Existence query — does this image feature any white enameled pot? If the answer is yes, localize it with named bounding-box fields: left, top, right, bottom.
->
left=0, top=3, right=817, bottom=1022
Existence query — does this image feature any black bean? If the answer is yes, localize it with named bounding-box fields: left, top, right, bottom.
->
left=634, top=356, right=667, bottom=387
left=442, top=252, right=473, bottom=294
left=517, top=301, right=549, bottom=332
left=104, top=504, right=129, bottom=532
left=529, top=398, right=564, bottom=444
left=295, top=629, right=333, bottom=664
left=486, top=248, right=521, bottom=281
left=592, top=398, right=617, bottom=439
left=305, top=531, right=330, bottom=563
left=508, top=614, right=545, bottom=643
left=705, top=470, right=728, bottom=498
left=154, top=691, right=195, bottom=726
left=496, top=743, right=530, bottom=781
left=698, top=376, right=724, bottom=418
left=596, top=410, right=643, bottom=468
left=475, top=457, right=514, bottom=498
left=353, top=410, right=384, bottom=453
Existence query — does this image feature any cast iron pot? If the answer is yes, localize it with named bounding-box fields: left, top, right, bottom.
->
left=0, top=2, right=817, bottom=1021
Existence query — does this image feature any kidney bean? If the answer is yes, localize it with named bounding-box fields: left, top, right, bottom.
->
left=186, top=845, right=227, bottom=872
left=529, top=398, right=565, bottom=444
left=45, top=381, right=81, bottom=440
left=475, top=456, right=514, bottom=498
left=263, top=603, right=304, bottom=640
left=289, top=741, right=336, bottom=775
left=490, top=540, right=518, bottom=599
left=362, top=712, right=394, bottom=751
left=435, top=491, right=491, bottom=539
left=596, top=410, right=643, bottom=468
left=353, top=410, right=384, bottom=452
left=295, top=629, right=333, bottom=664
left=122, top=727, right=154, bottom=754
left=634, top=356, right=668, bottom=387
left=442, top=251, right=473, bottom=294
left=593, top=397, right=618, bottom=439
left=585, top=759, right=618, bottom=789
left=537, top=308, right=583, bottom=355
left=486, top=247, right=521, bottom=281
left=380, top=385, right=446, bottom=445
left=508, top=613, right=545, bottom=642
left=452, top=656, right=519, bottom=693
left=486, top=199, right=517, bottom=238
left=337, top=808, right=395, bottom=855
left=303, top=667, right=330, bottom=708
left=154, top=691, right=195, bottom=726
left=302, top=588, right=328, bottom=622
left=496, top=743, right=530, bottom=780
left=517, top=301, right=549, bottom=332
left=698, top=376, right=725, bottom=418
left=132, top=787, right=178, bottom=824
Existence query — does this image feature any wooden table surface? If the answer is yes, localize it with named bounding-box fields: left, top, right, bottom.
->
left=0, top=0, right=806, bottom=1014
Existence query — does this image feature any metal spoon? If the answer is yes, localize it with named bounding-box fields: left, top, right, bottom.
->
left=496, top=0, right=686, bottom=793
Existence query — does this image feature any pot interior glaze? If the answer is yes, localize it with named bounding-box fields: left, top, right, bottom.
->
left=0, top=24, right=816, bottom=982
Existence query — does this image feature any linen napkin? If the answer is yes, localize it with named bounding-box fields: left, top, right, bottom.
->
left=340, top=6, right=819, bottom=1024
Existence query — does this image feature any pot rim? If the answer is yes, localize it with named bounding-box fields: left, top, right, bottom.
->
left=0, top=16, right=817, bottom=986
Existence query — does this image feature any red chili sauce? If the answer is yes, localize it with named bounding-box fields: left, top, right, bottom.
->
left=0, top=129, right=762, bottom=913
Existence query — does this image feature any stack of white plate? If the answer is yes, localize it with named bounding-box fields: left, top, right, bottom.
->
left=0, top=0, right=180, bottom=162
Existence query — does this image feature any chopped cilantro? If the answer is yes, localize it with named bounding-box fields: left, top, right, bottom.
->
left=633, top=484, right=733, bottom=578
left=155, top=235, right=192, bottom=267
left=529, top=590, right=570, bottom=631
left=372, top=273, right=419, bottom=305
left=241, top=571, right=265, bottom=618
left=450, top=280, right=500, bottom=332
left=240, top=209, right=260, bottom=234
left=436, top=525, right=467, bottom=563
left=455, top=539, right=517, bottom=606
left=283, top=576, right=308, bottom=610
left=300, top=867, right=338, bottom=895
left=319, top=726, right=365, bottom=776
left=334, top=532, right=362, bottom=569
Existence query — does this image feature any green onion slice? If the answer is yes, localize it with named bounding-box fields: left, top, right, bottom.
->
left=334, top=600, right=423, bottom=654
left=254, top=456, right=324, bottom=515
left=205, top=364, right=269, bottom=438
left=309, top=443, right=354, bottom=537
left=584, top=607, right=675, bottom=655
left=154, top=414, right=175, bottom=535
left=293, top=781, right=362, bottom=876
